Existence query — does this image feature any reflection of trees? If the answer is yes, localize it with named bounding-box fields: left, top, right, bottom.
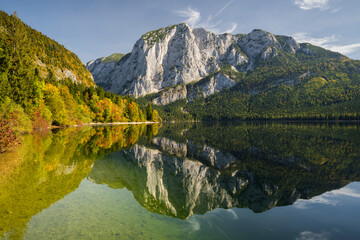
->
left=0, top=124, right=159, bottom=239
left=88, top=123, right=360, bottom=219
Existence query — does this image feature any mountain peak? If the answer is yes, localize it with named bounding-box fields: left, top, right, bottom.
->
left=87, top=24, right=347, bottom=98
left=141, top=23, right=193, bottom=46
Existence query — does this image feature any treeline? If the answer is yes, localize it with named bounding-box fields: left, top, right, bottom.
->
left=0, top=11, right=161, bottom=151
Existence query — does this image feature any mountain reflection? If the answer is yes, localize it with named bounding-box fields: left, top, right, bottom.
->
left=0, top=124, right=159, bottom=240
left=1, top=122, right=360, bottom=239
left=88, top=122, right=360, bottom=219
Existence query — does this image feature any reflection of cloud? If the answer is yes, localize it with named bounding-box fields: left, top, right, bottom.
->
left=293, top=32, right=360, bottom=56
left=329, top=185, right=360, bottom=198
left=293, top=183, right=360, bottom=209
left=294, top=195, right=337, bottom=209
left=214, top=225, right=232, bottom=240
left=295, top=231, right=330, bottom=240
left=226, top=209, right=238, bottom=220
left=175, top=1, right=238, bottom=34
left=187, top=218, right=201, bottom=232
left=294, top=0, right=329, bottom=10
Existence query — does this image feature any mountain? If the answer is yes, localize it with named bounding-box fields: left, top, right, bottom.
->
left=0, top=11, right=94, bottom=86
left=0, top=11, right=160, bottom=151
left=87, top=23, right=360, bottom=120
left=88, top=123, right=360, bottom=219
left=87, top=23, right=307, bottom=97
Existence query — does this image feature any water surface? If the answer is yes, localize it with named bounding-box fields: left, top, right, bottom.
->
left=1, top=122, right=360, bottom=239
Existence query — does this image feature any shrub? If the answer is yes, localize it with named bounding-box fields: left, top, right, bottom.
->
left=0, top=97, right=32, bottom=151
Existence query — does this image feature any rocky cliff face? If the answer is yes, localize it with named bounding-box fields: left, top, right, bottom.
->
left=87, top=23, right=302, bottom=98
left=150, top=72, right=237, bottom=105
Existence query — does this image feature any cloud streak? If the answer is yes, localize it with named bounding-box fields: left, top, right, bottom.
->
left=175, top=7, right=201, bottom=27
left=175, top=1, right=238, bottom=34
left=214, top=0, right=234, bottom=18
left=294, top=0, right=329, bottom=10
left=293, top=32, right=360, bottom=56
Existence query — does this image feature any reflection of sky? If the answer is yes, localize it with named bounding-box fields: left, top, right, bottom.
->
left=295, top=231, right=330, bottom=240
left=294, top=182, right=360, bottom=209
left=186, top=182, right=360, bottom=240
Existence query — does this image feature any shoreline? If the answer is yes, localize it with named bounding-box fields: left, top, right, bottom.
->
left=48, top=121, right=160, bottom=129
left=33, top=119, right=360, bottom=130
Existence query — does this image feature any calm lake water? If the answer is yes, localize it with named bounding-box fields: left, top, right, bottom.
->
left=1, top=122, right=360, bottom=240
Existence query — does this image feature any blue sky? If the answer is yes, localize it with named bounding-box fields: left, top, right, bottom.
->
left=1, top=0, right=359, bottom=63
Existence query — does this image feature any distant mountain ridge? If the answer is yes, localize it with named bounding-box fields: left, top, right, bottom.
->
left=88, top=23, right=360, bottom=120
left=87, top=23, right=344, bottom=98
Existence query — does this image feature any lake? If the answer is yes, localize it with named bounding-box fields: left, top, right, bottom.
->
left=1, top=122, right=360, bottom=240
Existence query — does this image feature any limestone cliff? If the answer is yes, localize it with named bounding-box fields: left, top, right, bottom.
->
left=87, top=23, right=302, bottom=98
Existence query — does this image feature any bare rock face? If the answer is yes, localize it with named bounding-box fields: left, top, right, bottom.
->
left=86, top=59, right=117, bottom=89
left=152, top=85, right=187, bottom=106
left=186, top=73, right=236, bottom=102
left=87, top=24, right=302, bottom=98
left=150, top=72, right=237, bottom=105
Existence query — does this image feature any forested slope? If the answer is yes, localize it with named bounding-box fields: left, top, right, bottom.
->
left=143, top=45, right=360, bottom=121
left=0, top=11, right=161, bottom=152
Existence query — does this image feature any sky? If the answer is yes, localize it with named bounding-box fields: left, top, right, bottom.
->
left=1, top=0, right=359, bottom=63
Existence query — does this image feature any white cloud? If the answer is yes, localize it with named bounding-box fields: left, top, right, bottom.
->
left=175, top=1, right=238, bottom=34
left=328, top=43, right=360, bottom=55
left=224, top=23, right=238, bottom=34
left=214, top=0, right=234, bottom=18
left=175, top=7, right=201, bottom=27
left=294, top=0, right=329, bottom=10
left=330, top=8, right=340, bottom=13
left=292, top=32, right=337, bottom=46
left=292, top=32, right=360, bottom=56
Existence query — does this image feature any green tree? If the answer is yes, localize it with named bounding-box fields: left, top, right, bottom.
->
left=3, top=12, right=36, bottom=109
left=146, top=102, right=153, bottom=121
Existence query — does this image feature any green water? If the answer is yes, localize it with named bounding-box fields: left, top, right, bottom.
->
left=1, top=122, right=360, bottom=239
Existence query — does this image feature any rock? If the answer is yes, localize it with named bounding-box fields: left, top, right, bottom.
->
left=63, top=69, right=77, bottom=83
left=152, top=85, right=187, bottom=106
left=151, top=72, right=237, bottom=105
left=87, top=24, right=304, bottom=99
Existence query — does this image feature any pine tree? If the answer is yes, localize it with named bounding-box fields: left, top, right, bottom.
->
left=3, top=12, right=36, bottom=109
left=146, top=102, right=152, bottom=121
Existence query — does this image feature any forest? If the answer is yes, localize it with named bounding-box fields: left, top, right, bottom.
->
left=0, top=11, right=161, bottom=152
left=145, top=45, right=360, bottom=121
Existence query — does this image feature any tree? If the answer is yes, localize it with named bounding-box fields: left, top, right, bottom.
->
left=151, top=110, right=161, bottom=122
left=146, top=102, right=152, bottom=121
left=1, top=12, right=36, bottom=109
